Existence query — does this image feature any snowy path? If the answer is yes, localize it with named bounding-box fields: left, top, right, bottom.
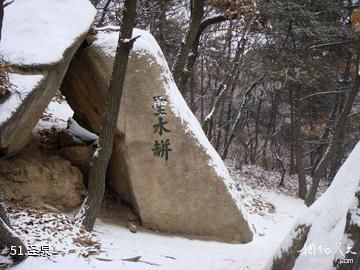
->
left=13, top=191, right=307, bottom=270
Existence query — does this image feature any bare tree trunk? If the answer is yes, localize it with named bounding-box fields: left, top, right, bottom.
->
left=262, top=91, right=278, bottom=170
left=181, top=12, right=253, bottom=90
left=221, top=78, right=260, bottom=160
left=189, top=67, right=196, bottom=112
left=0, top=0, right=13, bottom=41
left=157, top=0, right=168, bottom=57
left=0, top=0, right=4, bottom=42
left=329, top=137, right=345, bottom=180
left=311, top=93, right=341, bottom=175
left=200, top=56, right=205, bottom=122
left=215, top=98, right=226, bottom=151
left=202, top=38, right=246, bottom=135
left=311, top=53, right=351, bottom=175
left=251, top=99, right=262, bottom=165
left=172, top=0, right=205, bottom=91
left=272, top=133, right=286, bottom=186
left=79, top=0, right=138, bottom=231
left=289, top=87, right=295, bottom=175
left=97, top=0, right=112, bottom=27
left=293, top=87, right=307, bottom=199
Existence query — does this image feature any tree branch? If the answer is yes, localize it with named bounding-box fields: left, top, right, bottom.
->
left=299, top=90, right=350, bottom=102
left=3, top=0, right=14, bottom=8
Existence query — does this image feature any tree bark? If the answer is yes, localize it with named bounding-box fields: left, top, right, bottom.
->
left=221, top=76, right=262, bottom=160
left=97, top=0, right=112, bottom=27
left=250, top=99, right=262, bottom=165
left=180, top=11, right=243, bottom=90
left=0, top=0, right=4, bottom=42
left=172, top=0, right=205, bottom=91
left=293, top=87, right=307, bottom=199
left=202, top=40, right=244, bottom=136
left=79, top=0, right=138, bottom=231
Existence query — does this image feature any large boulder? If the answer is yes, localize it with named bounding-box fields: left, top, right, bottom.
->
left=61, top=29, right=253, bottom=243
left=0, top=0, right=96, bottom=157
left=0, top=143, right=86, bottom=211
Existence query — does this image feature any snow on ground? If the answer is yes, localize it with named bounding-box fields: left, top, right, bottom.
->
left=8, top=195, right=306, bottom=270
left=8, top=74, right=309, bottom=270
left=0, top=74, right=43, bottom=126
left=0, top=0, right=96, bottom=66
left=33, top=93, right=74, bottom=132
left=7, top=205, right=100, bottom=258
left=7, top=169, right=307, bottom=270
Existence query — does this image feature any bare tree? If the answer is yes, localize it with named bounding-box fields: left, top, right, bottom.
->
left=78, top=0, right=138, bottom=231
left=305, top=52, right=360, bottom=206
left=292, top=86, right=307, bottom=199
left=0, top=1, right=14, bottom=41
left=172, top=0, right=205, bottom=90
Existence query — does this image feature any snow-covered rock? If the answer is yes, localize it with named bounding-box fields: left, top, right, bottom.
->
left=0, top=0, right=96, bottom=156
left=265, top=141, right=360, bottom=270
left=0, top=0, right=96, bottom=66
left=61, top=28, right=253, bottom=243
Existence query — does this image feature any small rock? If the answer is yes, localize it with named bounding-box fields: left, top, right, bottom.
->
left=122, top=256, right=141, bottom=262
left=128, top=222, right=137, bottom=233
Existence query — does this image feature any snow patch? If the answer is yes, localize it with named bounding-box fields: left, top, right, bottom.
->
left=34, top=95, right=74, bottom=132
left=0, top=73, right=44, bottom=125
left=11, top=179, right=307, bottom=270
left=0, top=254, right=12, bottom=265
left=7, top=205, right=100, bottom=260
left=0, top=0, right=96, bottom=66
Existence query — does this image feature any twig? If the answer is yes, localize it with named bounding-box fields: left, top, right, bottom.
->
left=4, top=0, right=14, bottom=8
left=299, top=90, right=349, bottom=102
left=309, top=39, right=360, bottom=49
